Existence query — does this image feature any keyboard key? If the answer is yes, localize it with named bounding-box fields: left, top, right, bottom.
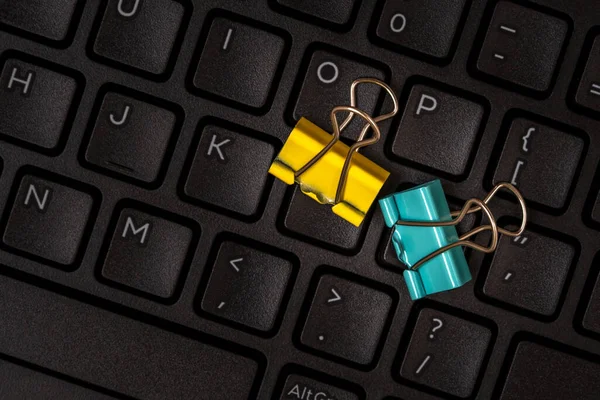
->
left=593, top=191, right=600, bottom=223
left=374, top=0, right=468, bottom=60
left=0, top=0, right=81, bottom=43
left=497, top=340, right=600, bottom=400
left=100, top=207, right=196, bottom=300
left=0, top=56, right=79, bottom=152
left=379, top=195, right=477, bottom=269
left=399, top=308, right=491, bottom=398
left=0, top=275, right=261, bottom=400
left=290, top=48, right=386, bottom=140
left=582, top=257, right=600, bottom=335
left=277, top=372, right=359, bottom=400
left=475, top=1, right=568, bottom=93
left=0, top=359, right=115, bottom=400
left=92, top=0, right=186, bottom=76
left=282, top=186, right=367, bottom=253
left=200, top=239, right=295, bottom=333
left=575, top=34, right=600, bottom=114
left=192, top=14, right=287, bottom=111
left=389, top=83, right=485, bottom=177
left=492, top=116, right=584, bottom=211
left=300, top=273, right=393, bottom=366
left=274, top=0, right=358, bottom=27
left=84, top=91, right=179, bottom=185
left=2, top=173, right=96, bottom=267
left=481, top=226, right=575, bottom=317
left=182, top=122, right=275, bottom=218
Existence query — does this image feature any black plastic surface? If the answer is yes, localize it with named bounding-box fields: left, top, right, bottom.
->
left=1, top=0, right=600, bottom=399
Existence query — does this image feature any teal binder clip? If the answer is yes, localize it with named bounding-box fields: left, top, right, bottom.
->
left=379, top=180, right=527, bottom=300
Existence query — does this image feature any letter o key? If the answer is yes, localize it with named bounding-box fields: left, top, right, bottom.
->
left=317, top=62, right=339, bottom=84
left=390, top=13, right=407, bottom=33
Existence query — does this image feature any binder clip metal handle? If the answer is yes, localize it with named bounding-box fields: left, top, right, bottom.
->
left=396, top=182, right=528, bottom=271
left=294, top=79, right=399, bottom=205
left=269, top=78, right=398, bottom=226
left=380, top=180, right=527, bottom=300
left=338, top=77, right=400, bottom=141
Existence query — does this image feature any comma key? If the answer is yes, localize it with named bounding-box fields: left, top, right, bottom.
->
left=482, top=227, right=575, bottom=317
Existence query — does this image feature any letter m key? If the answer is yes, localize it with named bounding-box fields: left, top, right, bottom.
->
left=122, top=216, right=152, bottom=246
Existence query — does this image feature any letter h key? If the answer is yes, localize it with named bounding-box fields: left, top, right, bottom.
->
left=0, top=57, right=79, bottom=151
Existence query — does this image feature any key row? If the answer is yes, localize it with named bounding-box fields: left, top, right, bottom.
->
left=0, top=54, right=591, bottom=213
left=4, top=266, right=600, bottom=400
left=1, top=167, right=600, bottom=396
left=2, top=2, right=599, bottom=104
left=2, top=168, right=593, bottom=331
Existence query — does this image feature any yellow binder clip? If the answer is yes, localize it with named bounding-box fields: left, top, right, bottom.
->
left=269, top=78, right=399, bottom=227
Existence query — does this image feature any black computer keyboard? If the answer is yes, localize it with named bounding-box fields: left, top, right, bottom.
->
left=1, top=0, right=600, bottom=399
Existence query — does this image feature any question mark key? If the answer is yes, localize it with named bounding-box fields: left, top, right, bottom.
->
left=399, top=308, right=493, bottom=398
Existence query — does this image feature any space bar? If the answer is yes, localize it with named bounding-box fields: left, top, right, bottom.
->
left=0, top=274, right=261, bottom=400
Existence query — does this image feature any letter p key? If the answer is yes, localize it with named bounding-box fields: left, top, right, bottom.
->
left=416, top=94, right=438, bottom=116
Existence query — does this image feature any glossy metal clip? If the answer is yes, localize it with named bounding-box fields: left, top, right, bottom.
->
left=269, top=78, right=399, bottom=226
left=379, top=180, right=527, bottom=300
